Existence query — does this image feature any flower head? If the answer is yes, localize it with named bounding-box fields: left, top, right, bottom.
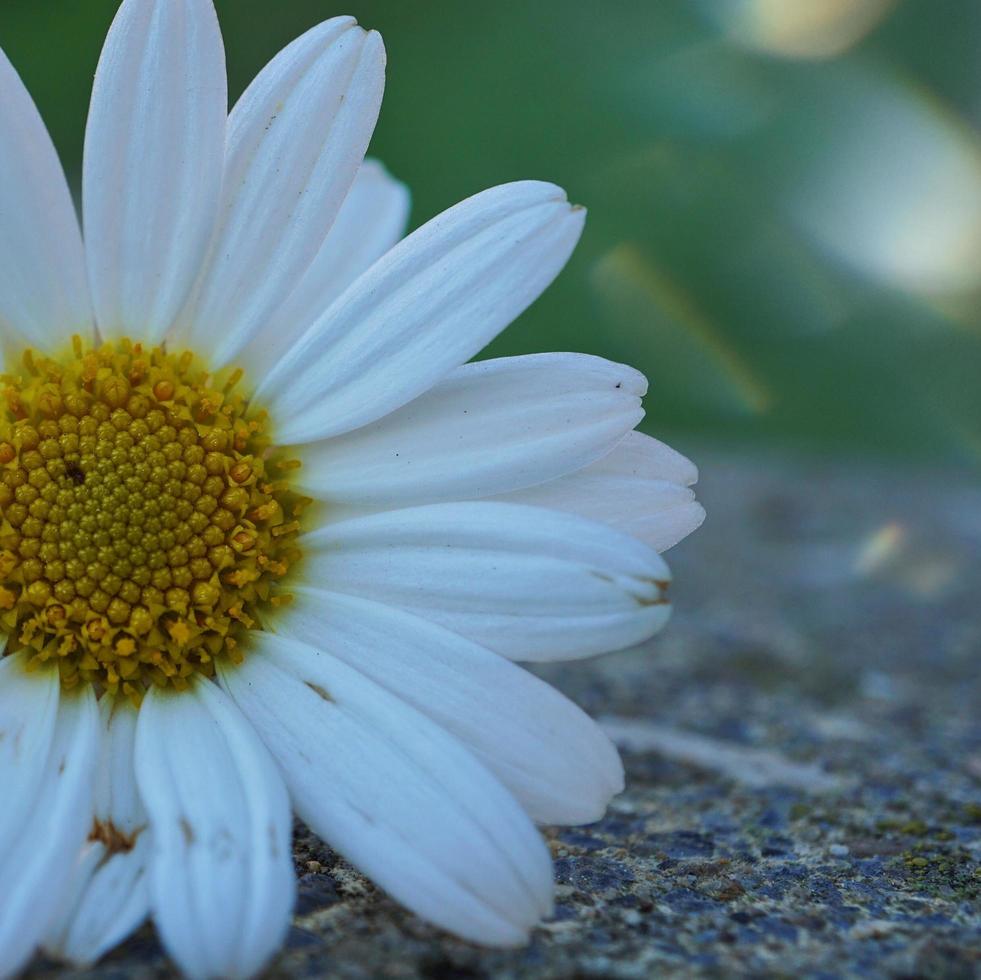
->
left=0, top=2, right=703, bottom=977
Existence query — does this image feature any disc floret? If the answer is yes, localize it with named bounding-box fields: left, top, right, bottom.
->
left=0, top=338, right=306, bottom=698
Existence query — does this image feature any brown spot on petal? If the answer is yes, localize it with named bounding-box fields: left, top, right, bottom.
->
left=305, top=681, right=334, bottom=703
left=91, top=818, right=143, bottom=854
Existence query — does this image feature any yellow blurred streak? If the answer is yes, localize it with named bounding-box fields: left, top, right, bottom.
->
left=854, top=522, right=907, bottom=576
left=706, top=0, right=896, bottom=60
left=598, top=145, right=849, bottom=336
left=854, top=521, right=961, bottom=599
left=592, top=243, right=771, bottom=416
left=923, top=290, right=981, bottom=331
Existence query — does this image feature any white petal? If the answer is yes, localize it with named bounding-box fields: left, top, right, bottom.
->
left=82, top=0, right=227, bottom=342
left=46, top=837, right=151, bottom=969
left=257, top=181, right=586, bottom=444
left=275, top=589, right=624, bottom=825
left=178, top=18, right=385, bottom=368
left=135, top=679, right=295, bottom=980
left=237, top=158, right=410, bottom=381
left=0, top=49, right=92, bottom=354
left=219, top=635, right=553, bottom=946
left=300, top=501, right=671, bottom=661
left=0, top=654, right=99, bottom=979
left=0, top=653, right=59, bottom=852
left=45, top=699, right=150, bottom=967
left=295, top=353, right=645, bottom=513
left=92, top=697, right=144, bottom=833
left=598, top=429, right=699, bottom=486
left=497, top=435, right=706, bottom=553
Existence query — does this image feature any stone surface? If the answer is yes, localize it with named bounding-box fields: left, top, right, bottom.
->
left=25, top=449, right=981, bottom=978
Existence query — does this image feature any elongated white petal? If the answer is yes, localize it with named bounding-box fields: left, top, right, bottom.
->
left=83, top=0, right=227, bottom=342
left=92, top=698, right=144, bottom=835
left=300, top=501, right=670, bottom=661
left=46, top=837, right=151, bottom=970
left=604, top=430, right=699, bottom=485
left=179, top=18, right=385, bottom=368
left=0, top=49, right=92, bottom=355
left=237, top=158, right=410, bottom=380
left=497, top=435, right=706, bottom=553
left=506, top=484, right=705, bottom=554
left=220, top=635, right=553, bottom=946
left=295, top=353, right=645, bottom=513
left=257, top=181, right=586, bottom=444
left=136, top=679, right=294, bottom=980
left=0, top=653, right=60, bottom=853
left=275, top=590, right=624, bottom=824
left=45, top=699, right=150, bottom=967
left=0, top=654, right=99, bottom=979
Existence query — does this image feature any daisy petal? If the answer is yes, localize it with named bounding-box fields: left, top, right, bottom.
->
left=237, top=158, right=410, bottom=381
left=92, top=698, right=145, bottom=835
left=179, top=18, right=385, bottom=367
left=0, top=654, right=99, bottom=978
left=606, top=430, right=699, bottom=486
left=219, top=635, right=554, bottom=946
left=300, top=501, right=671, bottom=661
left=295, top=353, right=645, bottom=513
left=135, top=679, right=294, bottom=980
left=82, top=0, right=227, bottom=343
left=275, top=589, right=624, bottom=825
left=45, top=699, right=150, bottom=967
left=0, top=49, right=91, bottom=355
left=47, top=838, right=151, bottom=969
left=256, top=181, right=586, bottom=444
left=0, top=653, right=60, bottom=853
left=497, top=434, right=706, bottom=552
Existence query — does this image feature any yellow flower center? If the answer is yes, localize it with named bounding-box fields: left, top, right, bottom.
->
left=0, top=337, right=307, bottom=699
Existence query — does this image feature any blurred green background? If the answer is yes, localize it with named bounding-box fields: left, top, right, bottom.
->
left=2, top=0, right=980, bottom=464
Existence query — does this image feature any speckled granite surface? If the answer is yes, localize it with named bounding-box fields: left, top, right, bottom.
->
left=26, top=449, right=981, bottom=979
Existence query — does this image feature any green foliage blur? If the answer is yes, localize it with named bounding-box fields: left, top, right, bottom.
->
left=2, top=1, right=980, bottom=464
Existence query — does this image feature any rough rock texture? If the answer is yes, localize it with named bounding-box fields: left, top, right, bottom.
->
left=26, top=449, right=981, bottom=978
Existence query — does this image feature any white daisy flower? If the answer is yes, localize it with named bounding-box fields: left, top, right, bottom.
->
left=0, top=2, right=705, bottom=977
